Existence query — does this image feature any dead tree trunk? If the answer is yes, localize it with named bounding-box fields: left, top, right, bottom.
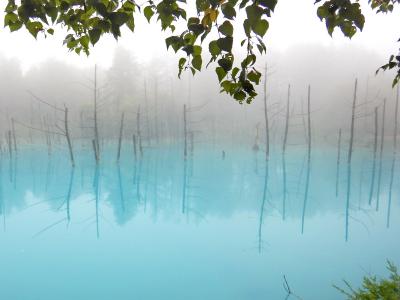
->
left=263, top=64, right=269, bottom=161
left=92, top=139, right=99, bottom=162
left=282, top=84, right=290, bottom=220
left=11, top=118, right=17, bottom=154
left=154, top=78, right=160, bottom=144
left=117, top=112, right=125, bottom=163
left=369, top=107, right=379, bottom=205
left=133, top=134, right=137, bottom=160
left=301, top=85, right=312, bottom=234
left=64, top=106, right=75, bottom=167
left=183, top=104, right=188, bottom=159
left=345, top=79, right=357, bottom=241
left=7, top=130, right=12, bottom=159
left=282, top=84, right=290, bottom=155
left=94, top=64, right=100, bottom=161
left=376, top=98, right=386, bottom=211
left=137, top=105, right=143, bottom=157
left=387, top=85, right=399, bottom=227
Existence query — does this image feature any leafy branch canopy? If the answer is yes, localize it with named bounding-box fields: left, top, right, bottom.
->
left=3, top=0, right=400, bottom=103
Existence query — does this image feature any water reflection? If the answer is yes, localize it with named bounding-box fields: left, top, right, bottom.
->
left=0, top=145, right=398, bottom=240
left=0, top=145, right=399, bottom=300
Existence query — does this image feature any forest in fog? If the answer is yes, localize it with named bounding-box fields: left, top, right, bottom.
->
left=0, top=43, right=398, bottom=161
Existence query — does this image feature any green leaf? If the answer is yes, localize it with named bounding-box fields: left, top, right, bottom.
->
left=89, top=28, right=102, bottom=45
left=246, top=4, right=263, bottom=24
left=26, top=21, right=43, bottom=38
left=215, top=66, right=227, bottom=82
left=144, top=6, right=154, bottom=22
left=252, top=19, right=269, bottom=37
left=80, top=35, right=90, bottom=49
left=178, top=57, right=186, bottom=78
left=221, top=3, right=236, bottom=20
left=217, top=37, right=233, bottom=52
left=193, top=45, right=202, bottom=56
left=4, top=12, right=18, bottom=25
left=110, top=12, right=129, bottom=26
left=248, top=70, right=261, bottom=84
left=234, top=90, right=246, bottom=101
left=218, top=57, right=233, bottom=72
left=126, top=17, right=135, bottom=32
left=218, top=21, right=233, bottom=36
left=192, top=55, right=202, bottom=71
left=209, top=40, right=221, bottom=56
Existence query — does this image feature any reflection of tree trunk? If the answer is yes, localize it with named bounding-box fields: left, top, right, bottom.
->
left=282, top=84, right=290, bottom=220
left=93, top=165, right=100, bottom=239
left=369, top=107, right=379, bottom=205
left=66, top=167, right=75, bottom=224
left=345, top=79, right=357, bottom=241
left=117, top=165, right=125, bottom=213
left=0, top=164, right=5, bottom=231
left=301, top=85, right=311, bottom=234
left=376, top=98, right=386, bottom=211
left=335, top=129, right=342, bottom=197
left=182, top=158, right=188, bottom=214
left=387, top=86, right=399, bottom=227
left=258, top=163, right=268, bottom=253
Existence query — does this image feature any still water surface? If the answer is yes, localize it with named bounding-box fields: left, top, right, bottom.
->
left=0, top=144, right=399, bottom=299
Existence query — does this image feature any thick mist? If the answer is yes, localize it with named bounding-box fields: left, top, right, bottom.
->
left=0, top=43, right=397, bottom=158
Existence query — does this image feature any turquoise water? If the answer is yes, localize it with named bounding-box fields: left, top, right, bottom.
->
left=0, top=143, right=399, bottom=299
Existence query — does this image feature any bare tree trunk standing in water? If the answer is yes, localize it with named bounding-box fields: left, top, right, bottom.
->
left=11, top=118, right=17, bottom=154
left=64, top=106, right=75, bottom=167
left=345, top=79, right=357, bottom=241
left=376, top=98, right=386, bottom=211
left=94, top=65, right=100, bottom=162
left=117, top=112, right=125, bottom=163
left=263, top=64, right=269, bottom=162
left=137, top=105, right=143, bottom=157
left=387, top=86, right=399, bottom=227
left=7, top=130, right=12, bottom=159
left=133, top=134, right=137, bottom=160
left=369, top=107, right=379, bottom=205
left=258, top=64, right=270, bottom=251
left=183, top=104, right=188, bottom=159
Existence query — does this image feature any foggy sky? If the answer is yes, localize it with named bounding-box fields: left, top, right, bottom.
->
left=0, top=0, right=398, bottom=72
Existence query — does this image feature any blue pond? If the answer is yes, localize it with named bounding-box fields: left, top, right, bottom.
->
left=0, top=143, right=399, bottom=300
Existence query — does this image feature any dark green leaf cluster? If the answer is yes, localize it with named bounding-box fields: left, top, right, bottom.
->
left=160, top=0, right=275, bottom=103
left=316, top=0, right=365, bottom=37
left=3, top=0, right=399, bottom=103
left=334, top=261, right=400, bottom=300
left=369, top=0, right=399, bottom=13
left=4, top=0, right=138, bottom=55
